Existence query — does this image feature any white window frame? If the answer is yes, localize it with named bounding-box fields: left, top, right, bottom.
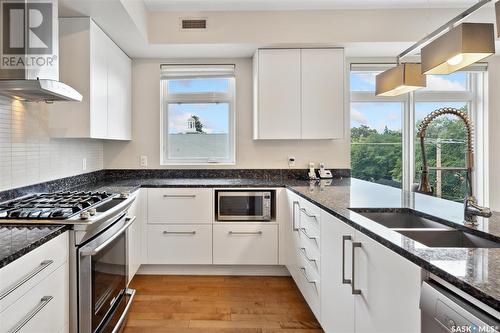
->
left=349, top=63, right=487, bottom=204
left=160, top=67, right=236, bottom=165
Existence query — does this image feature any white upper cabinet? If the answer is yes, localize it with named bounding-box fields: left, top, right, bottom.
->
left=253, top=48, right=345, bottom=140
left=49, top=18, right=132, bottom=140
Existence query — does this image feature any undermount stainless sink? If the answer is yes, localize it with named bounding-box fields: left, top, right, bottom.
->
left=349, top=208, right=451, bottom=229
left=349, top=208, right=500, bottom=248
left=397, top=229, right=500, bottom=248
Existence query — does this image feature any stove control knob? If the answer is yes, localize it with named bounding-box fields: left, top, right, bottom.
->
left=80, top=211, right=90, bottom=220
left=120, top=192, right=129, bottom=199
left=88, top=208, right=97, bottom=216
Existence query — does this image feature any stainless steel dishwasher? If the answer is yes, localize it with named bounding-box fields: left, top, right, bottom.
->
left=420, top=280, right=499, bottom=333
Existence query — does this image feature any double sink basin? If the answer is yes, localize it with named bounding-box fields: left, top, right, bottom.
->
left=349, top=208, right=500, bottom=249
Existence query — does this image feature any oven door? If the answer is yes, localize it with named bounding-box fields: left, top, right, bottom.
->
left=78, top=214, right=136, bottom=333
left=218, top=191, right=270, bottom=221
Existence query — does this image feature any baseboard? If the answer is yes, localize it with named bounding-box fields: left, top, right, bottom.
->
left=137, top=264, right=291, bottom=276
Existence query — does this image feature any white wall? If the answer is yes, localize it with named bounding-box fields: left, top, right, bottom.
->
left=103, top=58, right=350, bottom=169
left=0, top=97, right=103, bottom=191
left=487, top=56, right=500, bottom=211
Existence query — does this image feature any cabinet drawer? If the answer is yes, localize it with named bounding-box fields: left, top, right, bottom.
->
left=297, top=240, right=320, bottom=276
left=294, top=261, right=321, bottom=321
left=0, top=262, right=68, bottom=333
left=297, top=199, right=321, bottom=232
left=147, top=188, right=213, bottom=224
left=0, top=232, right=68, bottom=312
left=147, top=225, right=212, bottom=264
left=213, top=224, right=278, bottom=265
left=294, top=223, right=320, bottom=254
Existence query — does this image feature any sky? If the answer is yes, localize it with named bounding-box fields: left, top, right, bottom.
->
left=167, top=78, right=230, bottom=134
left=350, top=72, right=468, bottom=132
left=166, top=72, right=469, bottom=135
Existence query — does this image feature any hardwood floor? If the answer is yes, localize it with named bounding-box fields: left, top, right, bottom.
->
left=123, top=275, right=324, bottom=333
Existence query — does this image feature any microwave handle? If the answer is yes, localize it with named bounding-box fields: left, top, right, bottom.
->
left=80, top=216, right=136, bottom=256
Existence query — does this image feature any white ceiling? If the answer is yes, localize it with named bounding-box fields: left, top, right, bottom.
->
left=143, top=0, right=477, bottom=12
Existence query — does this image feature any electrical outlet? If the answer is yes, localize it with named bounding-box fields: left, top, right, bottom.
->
left=82, top=158, right=87, bottom=171
left=287, top=156, right=296, bottom=168
left=140, top=155, right=148, bottom=168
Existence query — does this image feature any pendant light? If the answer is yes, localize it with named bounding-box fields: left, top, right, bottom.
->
left=421, top=23, right=495, bottom=75
left=375, top=63, right=426, bottom=97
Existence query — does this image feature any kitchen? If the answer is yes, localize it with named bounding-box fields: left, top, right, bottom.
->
left=0, top=0, right=499, bottom=332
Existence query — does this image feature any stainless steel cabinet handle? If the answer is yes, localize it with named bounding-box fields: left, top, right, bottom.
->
left=0, top=260, right=54, bottom=300
left=299, top=208, right=319, bottom=222
left=292, top=201, right=300, bottom=231
left=300, top=228, right=319, bottom=242
left=81, top=216, right=136, bottom=256
left=228, top=231, right=263, bottom=235
left=299, top=267, right=318, bottom=286
left=163, top=194, right=196, bottom=198
left=342, top=235, right=352, bottom=284
left=163, top=231, right=196, bottom=235
left=299, top=247, right=318, bottom=268
left=8, top=296, right=53, bottom=333
left=111, top=289, right=136, bottom=333
left=351, top=242, right=362, bottom=295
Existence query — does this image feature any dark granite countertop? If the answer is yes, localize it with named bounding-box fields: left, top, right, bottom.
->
left=286, top=178, right=500, bottom=313
left=1, top=172, right=499, bottom=312
left=0, top=225, right=68, bottom=269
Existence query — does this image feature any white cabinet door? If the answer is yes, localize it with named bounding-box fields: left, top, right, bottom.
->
left=301, top=49, right=344, bottom=139
left=127, top=190, right=142, bottom=283
left=0, top=262, right=69, bottom=333
left=354, top=231, right=421, bottom=333
left=255, top=49, right=301, bottom=139
left=147, top=225, right=212, bottom=264
left=89, top=21, right=108, bottom=139
left=320, top=211, right=355, bottom=333
left=107, top=39, right=132, bottom=140
left=147, top=188, right=213, bottom=224
left=213, top=224, right=278, bottom=265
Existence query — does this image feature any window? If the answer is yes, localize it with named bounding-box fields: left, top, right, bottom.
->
left=160, top=65, right=236, bottom=165
left=350, top=65, right=485, bottom=202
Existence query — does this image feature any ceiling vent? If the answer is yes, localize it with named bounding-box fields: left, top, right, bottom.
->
left=180, top=18, right=208, bottom=31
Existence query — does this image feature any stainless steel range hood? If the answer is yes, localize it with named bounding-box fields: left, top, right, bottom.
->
left=0, top=0, right=82, bottom=102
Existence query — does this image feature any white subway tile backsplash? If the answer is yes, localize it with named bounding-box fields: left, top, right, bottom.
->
left=0, top=96, right=103, bottom=191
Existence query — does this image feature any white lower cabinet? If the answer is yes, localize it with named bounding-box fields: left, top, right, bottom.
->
left=147, top=225, right=212, bottom=264
left=320, top=211, right=421, bottom=333
left=127, top=189, right=143, bottom=283
left=213, top=224, right=278, bottom=265
left=353, top=231, right=421, bottom=333
left=0, top=232, right=69, bottom=333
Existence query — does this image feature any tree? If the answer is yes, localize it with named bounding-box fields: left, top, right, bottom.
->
left=191, top=115, right=205, bottom=133
left=351, top=105, right=469, bottom=202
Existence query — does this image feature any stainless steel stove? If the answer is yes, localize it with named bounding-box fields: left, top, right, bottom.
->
left=0, top=191, right=114, bottom=220
left=0, top=190, right=137, bottom=333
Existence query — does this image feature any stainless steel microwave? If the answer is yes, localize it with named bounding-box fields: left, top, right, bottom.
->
left=217, top=191, right=272, bottom=221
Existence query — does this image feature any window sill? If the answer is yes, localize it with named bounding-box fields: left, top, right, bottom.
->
left=160, top=162, right=236, bottom=166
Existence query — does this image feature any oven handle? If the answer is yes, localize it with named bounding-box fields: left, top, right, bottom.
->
left=80, top=216, right=136, bottom=256
left=111, top=288, right=136, bottom=333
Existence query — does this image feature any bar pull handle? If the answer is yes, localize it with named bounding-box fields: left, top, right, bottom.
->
left=299, top=207, right=319, bottom=222
left=8, top=296, right=53, bottom=333
left=351, top=242, right=362, bottom=295
left=163, top=194, right=196, bottom=198
left=228, top=231, right=263, bottom=235
left=81, top=216, right=135, bottom=256
left=163, top=231, right=196, bottom=235
left=0, top=260, right=54, bottom=300
left=299, top=247, right=318, bottom=268
left=292, top=201, right=300, bottom=231
left=299, top=267, right=318, bottom=287
left=342, top=235, right=352, bottom=284
left=300, top=228, right=319, bottom=243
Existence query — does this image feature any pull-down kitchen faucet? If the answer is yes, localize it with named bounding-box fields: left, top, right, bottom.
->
left=415, top=107, right=492, bottom=225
